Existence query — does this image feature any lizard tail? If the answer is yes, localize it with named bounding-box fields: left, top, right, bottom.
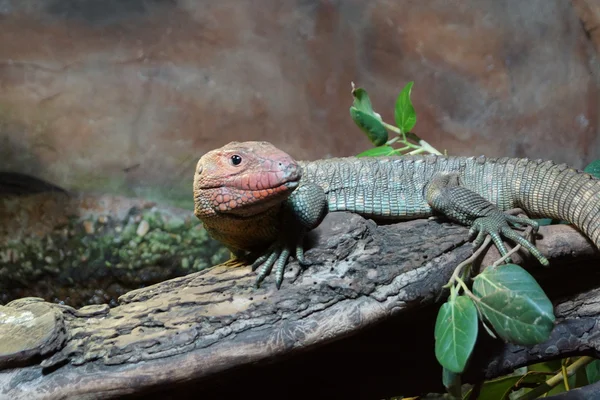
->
left=513, top=160, right=600, bottom=247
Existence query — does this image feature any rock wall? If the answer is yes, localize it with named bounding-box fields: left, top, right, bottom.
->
left=0, top=0, right=598, bottom=207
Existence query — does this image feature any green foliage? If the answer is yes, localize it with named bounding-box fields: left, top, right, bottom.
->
left=435, top=289, right=478, bottom=373
left=1, top=208, right=229, bottom=306
left=350, top=87, right=388, bottom=146
left=472, top=264, right=555, bottom=345
left=394, top=81, right=416, bottom=134
left=534, top=218, right=555, bottom=227
left=349, top=107, right=388, bottom=146
left=442, top=367, right=462, bottom=398
left=465, top=372, right=547, bottom=400
left=584, top=159, right=600, bottom=179
left=586, top=360, right=600, bottom=384
left=347, top=83, right=590, bottom=399
left=351, top=87, right=377, bottom=115
left=349, top=82, right=442, bottom=156
left=433, top=263, right=556, bottom=397
left=356, top=145, right=395, bottom=158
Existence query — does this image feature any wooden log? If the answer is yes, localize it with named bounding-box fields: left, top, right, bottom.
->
left=1, top=212, right=599, bottom=399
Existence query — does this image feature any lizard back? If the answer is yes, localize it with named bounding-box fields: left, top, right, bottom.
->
left=299, top=155, right=514, bottom=219
left=299, top=155, right=600, bottom=247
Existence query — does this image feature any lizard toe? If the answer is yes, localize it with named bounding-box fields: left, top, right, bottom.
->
left=501, top=226, right=549, bottom=266
left=274, top=249, right=291, bottom=289
left=471, top=228, right=487, bottom=249
left=254, top=250, right=280, bottom=287
left=506, top=214, right=540, bottom=233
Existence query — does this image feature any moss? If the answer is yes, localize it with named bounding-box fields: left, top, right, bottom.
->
left=0, top=207, right=229, bottom=307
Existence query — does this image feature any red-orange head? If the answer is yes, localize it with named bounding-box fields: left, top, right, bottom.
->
left=193, top=141, right=301, bottom=219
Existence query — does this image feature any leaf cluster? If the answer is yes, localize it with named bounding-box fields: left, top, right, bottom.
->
left=349, top=82, right=442, bottom=157
left=349, top=83, right=600, bottom=399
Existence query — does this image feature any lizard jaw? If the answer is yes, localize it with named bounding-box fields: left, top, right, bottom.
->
left=210, top=178, right=299, bottom=215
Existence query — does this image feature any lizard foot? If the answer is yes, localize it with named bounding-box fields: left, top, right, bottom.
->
left=469, top=211, right=548, bottom=266
left=219, top=256, right=251, bottom=268
left=253, top=238, right=307, bottom=289
left=252, top=182, right=327, bottom=288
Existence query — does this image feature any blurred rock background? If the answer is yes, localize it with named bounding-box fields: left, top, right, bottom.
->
left=0, top=0, right=599, bottom=208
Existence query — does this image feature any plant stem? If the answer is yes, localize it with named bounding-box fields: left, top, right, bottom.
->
left=443, top=236, right=492, bottom=289
left=492, top=244, right=522, bottom=267
left=455, top=277, right=477, bottom=301
left=407, top=148, right=426, bottom=155
left=381, top=121, right=443, bottom=155
left=417, top=139, right=443, bottom=155
left=562, top=360, right=570, bottom=391
left=514, top=357, right=595, bottom=400
left=381, top=121, right=406, bottom=142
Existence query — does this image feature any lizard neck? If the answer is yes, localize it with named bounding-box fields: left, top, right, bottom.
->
left=200, top=205, right=284, bottom=252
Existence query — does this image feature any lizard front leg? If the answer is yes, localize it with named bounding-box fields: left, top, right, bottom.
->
left=425, top=172, right=549, bottom=265
left=253, top=182, right=328, bottom=288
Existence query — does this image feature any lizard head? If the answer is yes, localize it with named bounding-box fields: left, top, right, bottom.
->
left=193, top=141, right=301, bottom=219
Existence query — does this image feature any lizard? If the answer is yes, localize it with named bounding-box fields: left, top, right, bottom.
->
left=193, top=141, right=600, bottom=288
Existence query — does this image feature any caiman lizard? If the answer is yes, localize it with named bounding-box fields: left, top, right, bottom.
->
left=193, top=141, right=600, bottom=288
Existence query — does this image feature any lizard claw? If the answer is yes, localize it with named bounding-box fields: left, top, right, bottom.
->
left=295, top=244, right=314, bottom=267
left=253, top=235, right=307, bottom=289
left=469, top=211, right=548, bottom=266
left=253, top=246, right=281, bottom=288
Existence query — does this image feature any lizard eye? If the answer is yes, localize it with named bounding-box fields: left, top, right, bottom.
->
left=230, top=154, right=242, bottom=166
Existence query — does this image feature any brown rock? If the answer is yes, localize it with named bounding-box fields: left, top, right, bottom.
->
left=0, top=0, right=597, bottom=207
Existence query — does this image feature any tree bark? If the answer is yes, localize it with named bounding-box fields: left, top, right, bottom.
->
left=1, top=212, right=599, bottom=400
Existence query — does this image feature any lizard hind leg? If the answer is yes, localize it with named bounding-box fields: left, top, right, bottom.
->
left=426, top=172, right=549, bottom=266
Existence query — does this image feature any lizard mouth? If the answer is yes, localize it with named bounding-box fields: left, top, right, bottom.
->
left=283, top=178, right=300, bottom=189
left=202, top=174, right=301, bottom=216
left=198, top=177, right=299, bottom=191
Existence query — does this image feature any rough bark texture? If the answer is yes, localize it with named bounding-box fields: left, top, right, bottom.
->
left=1, top=212, right=599, bottom=399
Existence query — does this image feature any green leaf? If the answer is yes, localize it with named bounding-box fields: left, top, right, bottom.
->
left=528, top=360, right=579, bottom=395
left=442, top=367, right=462, bottom=398
left=356, top=145, right=395, bottom=158
left=351, top=87, right=377, bottom=115
left=473, top=264, right=555, bottom=345
left=350, top=107, right=388, bottom=146
left=465, top=373, right=546, bottom=400
left=584, top=160, right=600, bottom=179
left=586, top=359, right=600, bottom=384
left=569, top=365, right=589, bottom=390
left=394, top=81, right=417, bottom=134
left=534, top=218, right=568, bottom=226
left=435, top=294, right=479, bottom=373
left=534, top=218, right=555, bottom=226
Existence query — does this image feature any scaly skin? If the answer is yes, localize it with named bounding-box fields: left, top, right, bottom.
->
left=193, top=141, right=302, bottom=253
left=194, top=141, right=600, bottom=288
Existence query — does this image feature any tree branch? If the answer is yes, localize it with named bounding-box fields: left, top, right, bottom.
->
left=1, top=212, right=599, bottom=399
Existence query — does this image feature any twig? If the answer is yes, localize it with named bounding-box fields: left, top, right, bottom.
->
left=443, top=236, right=492, bottom=289
left=513, top=356, right=595, bottom=400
